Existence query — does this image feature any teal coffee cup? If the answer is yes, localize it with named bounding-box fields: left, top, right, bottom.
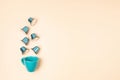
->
left=21, top=56, right=39, bottom=72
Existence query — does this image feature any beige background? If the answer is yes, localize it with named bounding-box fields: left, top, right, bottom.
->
left=0, top=0, right=120, bottom=80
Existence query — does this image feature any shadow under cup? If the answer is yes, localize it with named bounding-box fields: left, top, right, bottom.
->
left=21, top=56, right=39, bottom=72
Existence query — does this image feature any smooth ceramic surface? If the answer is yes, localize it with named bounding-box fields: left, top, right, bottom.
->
left=21, top=56, right=39, bottom=72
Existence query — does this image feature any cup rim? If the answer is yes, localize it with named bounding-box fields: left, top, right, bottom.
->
left=22, top=56, right=39, bottom=63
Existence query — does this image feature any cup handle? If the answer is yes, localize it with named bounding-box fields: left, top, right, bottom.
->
left=21, top=58, right=25, bottom=65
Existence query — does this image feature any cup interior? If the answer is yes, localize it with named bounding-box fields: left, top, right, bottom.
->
left=25, top=56, right=39, bottom=62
